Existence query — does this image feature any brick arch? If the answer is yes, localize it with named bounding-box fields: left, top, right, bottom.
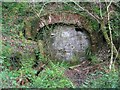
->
left=37, top=12, right=93, bottom=33
left=24, top=12, right=97, bottom=51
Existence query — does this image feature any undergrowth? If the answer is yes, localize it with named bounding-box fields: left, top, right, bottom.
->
left=81, top=67, right=119, bottom=88
left=1, top=52, right=74, bottom=88
left=31, top=61, right=74, bottom=88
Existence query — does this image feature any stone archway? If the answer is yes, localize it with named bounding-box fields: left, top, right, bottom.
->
left=24, top=12, right=98, bottom=62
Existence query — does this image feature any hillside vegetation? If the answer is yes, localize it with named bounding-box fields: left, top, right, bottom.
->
left=1, top=2, right=120, bottom=88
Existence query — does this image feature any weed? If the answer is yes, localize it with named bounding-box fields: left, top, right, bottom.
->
left=85, top=47, right=100, bottom=64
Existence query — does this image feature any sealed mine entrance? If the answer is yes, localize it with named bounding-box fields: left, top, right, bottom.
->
left=36, top=24, right=91, bottom=62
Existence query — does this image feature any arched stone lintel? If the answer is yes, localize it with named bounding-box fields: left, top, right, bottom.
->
left=38, top=12, right=93, bottom=34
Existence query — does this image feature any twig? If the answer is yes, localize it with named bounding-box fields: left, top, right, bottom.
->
left=69, top=61, right=90, bottom=69
left=35, top=63, right=48, bottom=76
left=82, top=66, right=94, bottom=71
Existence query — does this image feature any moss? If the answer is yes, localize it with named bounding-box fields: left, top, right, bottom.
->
left=23, top=16, right=40, bottom=40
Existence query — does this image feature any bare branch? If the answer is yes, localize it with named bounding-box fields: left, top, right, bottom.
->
left=71, top=1, right=101, bottom=23
left=107, top=0, right=114, bottom=70
left=99, top=0, right=103, bottom=19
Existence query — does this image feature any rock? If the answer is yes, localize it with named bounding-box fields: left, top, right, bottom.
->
left=44, top=25, right=91, bottom=62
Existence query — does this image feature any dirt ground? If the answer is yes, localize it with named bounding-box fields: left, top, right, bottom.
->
left=64, top=60, right=109, bottom=87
